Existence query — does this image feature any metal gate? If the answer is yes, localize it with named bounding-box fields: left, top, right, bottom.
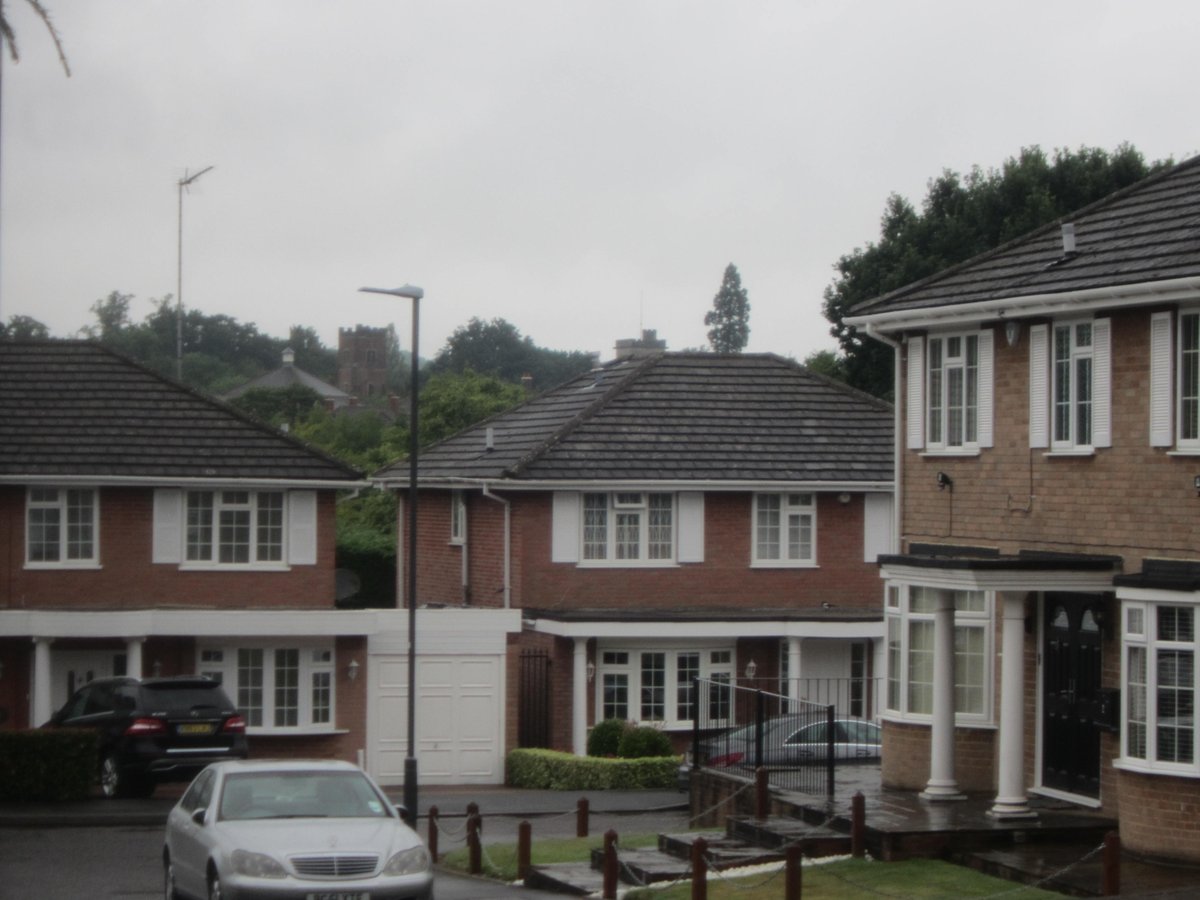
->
left=518, top=650, right=551, bottom=748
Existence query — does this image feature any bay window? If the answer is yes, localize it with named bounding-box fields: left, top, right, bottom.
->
left=197, top=644, right=335, bottom=731
left=1122, top=602, right=1198, bottom=772
left=596, top=646, right=734, bottom=727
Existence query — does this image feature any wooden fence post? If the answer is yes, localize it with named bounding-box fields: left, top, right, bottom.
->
left=577, top=797, right=589, bottom=837
left=603, top=829, right=619, bottom=900
left=427, top=805, right=439, bottom=862
left=785, top=843, right=802, bottom=900
left=691, top=836, right=708, bottom=900
left=467, top=812, right=482, bottom=875
left=1102, top=830, right=1121, bottom=896
left=851, top=791, right=866, bottom=858
left=517, top=821, right=532, bottom=880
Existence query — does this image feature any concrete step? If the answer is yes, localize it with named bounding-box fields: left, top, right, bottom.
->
left=522, top=861, right=603, bottom=896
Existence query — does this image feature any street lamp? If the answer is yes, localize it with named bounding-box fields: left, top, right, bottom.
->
left=360, top=283, right=424, bottom=820
left=176, top=165, right=214, bottom=381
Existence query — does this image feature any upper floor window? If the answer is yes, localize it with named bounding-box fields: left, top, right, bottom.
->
left=450, top=491, right=466, bottom=545
left=26, top=487, right=98, bottom=567
left=753, top=493, right=815, bottom=566
left=1121, top=602, right=1198, bottom=774
left=927, top=334, right=979, bottom=448
left=1030, top=318, right=1111, bottom=451
left=582, top=492, right=674, bottom=563
left=1151, top=309, right=1200, bottom=450
left=186, top=490, right=284, bottom=565
left=905, top=330, right=993, bottom=453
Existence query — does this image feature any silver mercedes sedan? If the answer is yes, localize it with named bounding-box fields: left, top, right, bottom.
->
left=163, top=759, right=433, bottom=900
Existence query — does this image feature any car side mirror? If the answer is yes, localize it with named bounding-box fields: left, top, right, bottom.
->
left=192, top=808, right=208, bottom=826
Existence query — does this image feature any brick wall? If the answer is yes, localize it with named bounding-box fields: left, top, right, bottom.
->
left=1118, top=769, right=1200, bottom=863
left=0, top=487, right=340, bottom=609
left=880, top=720, right=996, bottom=793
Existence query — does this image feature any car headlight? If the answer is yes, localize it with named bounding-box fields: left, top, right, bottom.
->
left=231, top=849, right=288, bottom=879
left=382, top=845, right=432, bottom=876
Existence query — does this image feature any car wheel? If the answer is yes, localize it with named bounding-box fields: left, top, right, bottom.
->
left=207, top=865, right=222, bottom=900
left=163, top=856, right=179, bottom=900
left=100, top=755, right=123, bottom=798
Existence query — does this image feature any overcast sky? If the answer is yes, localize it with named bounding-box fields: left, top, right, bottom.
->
left=1, top=1, right=1196, bottom=365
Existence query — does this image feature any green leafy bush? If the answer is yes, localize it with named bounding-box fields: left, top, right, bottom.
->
left=618, top=725, right=674, bottom=759
left=0, top=729, right=96, bottom=801
left=507, top=748, right=680, bottom=790
left=586, top=718, right=628, bottom=757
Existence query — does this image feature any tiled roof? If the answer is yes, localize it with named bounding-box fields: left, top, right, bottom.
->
left=851, top=154, right=1200, bottom=318
left=221, top=363, right=349, bottom=402
left=377, top=353, right=894, bottom=485
left=0, top=341, right=363, bottom=483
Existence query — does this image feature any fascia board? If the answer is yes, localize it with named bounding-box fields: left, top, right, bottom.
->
left=379, top=478, right=895, bottom=493
left=1116, top=586, right=1200, bottom=603
left=879, top=563, right=1115, bottom=594
left=1, top=475, right=369, bottom=490
left=532, top=617, right=883, bottom=640
left=845, top=276, right=1200, bottom=334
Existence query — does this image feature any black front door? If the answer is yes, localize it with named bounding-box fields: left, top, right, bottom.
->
left=1042, top=593, right=1103, bottom=798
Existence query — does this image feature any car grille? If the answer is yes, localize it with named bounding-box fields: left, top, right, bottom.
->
left=291, top=854, right=379, bottom=877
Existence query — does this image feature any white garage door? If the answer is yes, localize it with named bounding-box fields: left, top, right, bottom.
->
left=370, top=653, right=504, bottom=786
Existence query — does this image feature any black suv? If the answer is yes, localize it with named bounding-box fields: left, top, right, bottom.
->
left=46, top=676, right=248, bottom=798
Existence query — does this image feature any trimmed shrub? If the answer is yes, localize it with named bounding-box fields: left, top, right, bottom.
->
left=586, top=718, right=628, bottom=757
left=0, top=729, right=96, bottom=801
left=507, top=748, right=680, bottom=790
left=618, top=725, right=674, bottom=759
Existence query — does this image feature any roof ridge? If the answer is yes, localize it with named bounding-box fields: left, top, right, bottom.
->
left=850, top=152, right=1197, bottom=315
left=503, top=354, right=662, bottom=478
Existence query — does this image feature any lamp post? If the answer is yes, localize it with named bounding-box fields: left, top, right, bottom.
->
left=176, top=165, right=214, bottom=381
left=360, top=283, right=424, bottom=819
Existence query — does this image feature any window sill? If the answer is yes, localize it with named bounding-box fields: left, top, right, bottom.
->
left=750, top=561, right=818, bottom=570
left=247, top=727, right=348, bottom=737
left=879, top=712, right=996, bottom=730
left=1042, top=448, right=1095, bottom=458
left=576, top=561, right=680, bottom=569
left=1166, top=449, right=1200, bottom=457
left=1114, top=758, right=1200, bottom=779
left=24, top=562, right=102, bottom=571
left=178, top=563, right=292, bottom=572
left=919, top=448, right=981, bottom=458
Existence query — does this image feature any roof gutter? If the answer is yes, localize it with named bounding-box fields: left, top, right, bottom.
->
left=0, top=475, right=369, bottom=490
left=845, top=275, right=1200, bottom=334
left=481, top=483, right=512, bottom=609
left=380, top=477, right=895, bottom=493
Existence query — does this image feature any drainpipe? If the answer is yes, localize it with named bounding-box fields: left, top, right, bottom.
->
left=866, top=322, right=903, bottom=553
left=481, top=484, right=511, bottom=609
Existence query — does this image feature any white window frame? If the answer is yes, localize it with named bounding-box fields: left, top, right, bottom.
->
left=1052, top=320, right=1095, bottom=450
left=449, top=490, right=466, bottom=545
left=1030, top=318, right=1111, bottom=452
left=1170, top=309, right=1200, bottom=450
left=184, top=490, right=288, bottom=569
left=883, top=584, right=993, bottom=725
left=907, top=330, right=994, bottom=454
left=752, top=493, right=816, bottom=567
left=25, top=487, right=99, bottom=568
left=580, top=492, right=675, bottom=566
left=594, top=644, right=735, bottom=729
left=1119, top=601, right=1199, bottom=776
left=195, top=642, right=336, bottom=734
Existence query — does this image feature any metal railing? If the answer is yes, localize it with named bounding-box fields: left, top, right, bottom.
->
left=689, top=677, right=880, bottom=796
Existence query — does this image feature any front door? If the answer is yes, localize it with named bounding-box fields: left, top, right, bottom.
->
left=1041, top=593, right=1103, bottom=798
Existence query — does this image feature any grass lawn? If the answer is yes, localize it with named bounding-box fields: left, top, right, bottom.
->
left=439, top=838, right=1061, bottom=899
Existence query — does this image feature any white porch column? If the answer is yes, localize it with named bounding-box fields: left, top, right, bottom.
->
left=921, top=590, right=965, bottom=801
left=787, top=638, right=802, bottom=707
left=125, top=638, right=145, bottom=679
left=32, top=638, right=53, bottom=726
left=990, top=592, right=1037, bottom=818
left=572, top=638, right=589, bottom=756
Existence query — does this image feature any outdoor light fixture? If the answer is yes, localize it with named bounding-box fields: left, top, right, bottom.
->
left=587, top=661, right=596, bottom=683
left=838, top=492, right=851, bottom=504
left=347, top=659, right=360, bottom=681
left=1005, top=320, right=1021, bottom=348
left=937, top=471, right=954, bottom=492
left=360, top=283, right=425, bottom=821
left=745, top=659, right=758, bottom=680
left=1194, top=475, right=1200, bottom=495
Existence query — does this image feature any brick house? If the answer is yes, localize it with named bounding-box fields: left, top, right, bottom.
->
left=846, top=155, right=1200, bottom=862
left=0, top=341, right=377, bottom=765
left=375, top=350, right=895, bottom=757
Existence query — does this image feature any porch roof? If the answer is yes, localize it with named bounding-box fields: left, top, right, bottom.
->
left=876, top=548, right=1122, bottom=593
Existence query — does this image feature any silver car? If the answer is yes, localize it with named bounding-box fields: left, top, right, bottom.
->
left=702, top=716, right=881, bottom=768
left=163, top=759, right=433, bottom=900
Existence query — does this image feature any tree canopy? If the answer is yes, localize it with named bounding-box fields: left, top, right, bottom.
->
left=822, top=144, right=1164, bottom=399
left=705, top=263, right=750, bottom=353
left=429, top=317, right=594, bottom=391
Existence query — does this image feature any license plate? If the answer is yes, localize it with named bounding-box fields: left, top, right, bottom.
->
left=305, top=894, right=369, bottom=900
left=176, top=723, right=214, bottom=735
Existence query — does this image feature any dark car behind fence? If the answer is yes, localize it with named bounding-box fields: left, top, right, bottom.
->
left=689, top=677, right=880, bottom=796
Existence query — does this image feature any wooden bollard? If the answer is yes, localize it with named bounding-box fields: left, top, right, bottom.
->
left=427, top=805, right=439, bottom=862
left=467, top=812, right=482, bottom=875
left=466, top=800, right=480, bottom=818
left=755, top=767, right=769, bottom=820
left=577, top=797, right=590, bottom=838
left=785, top=843, right=802, bottom=900
left=517, top=821, right=532, bottom=880
left=602, top=829, right=619, bottom=900
left=851, top=791, right=866, bottom=858
left=1102, top=830, right=1121, bottom=896
left=691, top=835, right=708, bottom=900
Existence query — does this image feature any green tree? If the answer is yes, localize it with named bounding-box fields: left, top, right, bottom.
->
left=822, top=144, right=1164, bottom=399
left=705, top=263, right=750, bottom=353
left=802, top=349, right=847, bottom=383
left=0, top=314, right=50, bottom=340
left=287, top=325, right=338, bottom=383
left=227, top=384, right=323, bottom=429
left=430, top=317, right=593, bottom=391
left=82, top=290, right=133, bottom=340
left=419, top=369, right=524, bottom=446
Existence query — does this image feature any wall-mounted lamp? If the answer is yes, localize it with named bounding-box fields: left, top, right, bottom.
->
left=1005, top=320, right=1021, bottom=348
left=152, top=660, right=162, bottom=677
left=586, top=661, right=595, bottom=683
left=936, top=471, right=954, bottom=492
left=837, top=492, right=851, bottom=505
left=744, top=659, right=758, bottom=680
left=1194, top=475, right=1200, bottom=495
left=347, top=659, right=360, bottom=681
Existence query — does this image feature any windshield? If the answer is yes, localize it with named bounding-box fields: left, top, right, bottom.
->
left=219, top=771, right=391, bottom=821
